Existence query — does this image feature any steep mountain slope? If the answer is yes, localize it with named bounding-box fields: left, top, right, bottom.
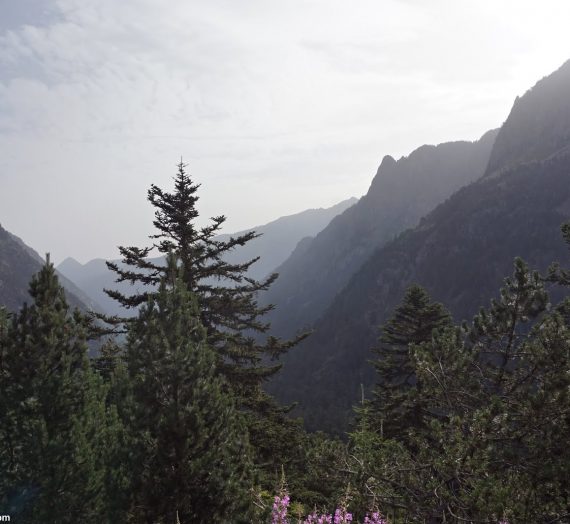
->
left=0, top=225, right=101, bottom=313
left=214, top=197, right=357, bottom=281
left=485, top=59, right=570, bottom=176
left=262, top=130, right=498, bottom=338
left=269, top=59, right=570, bottom=434
left=57, top=256, right=126, bottom=318
left=57, top=198, right=357, bottom=317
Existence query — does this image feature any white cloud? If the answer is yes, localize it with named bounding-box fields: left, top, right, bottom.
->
left=1, top=0, right=570, bottom=262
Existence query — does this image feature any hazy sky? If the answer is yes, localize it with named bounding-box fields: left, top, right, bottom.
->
left=2, top=0, right=570, bottom=264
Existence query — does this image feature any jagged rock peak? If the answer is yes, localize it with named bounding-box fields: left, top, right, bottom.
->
left=379, top=154, right=396, bottom=170
left=485, top=58, right=570, bottom=175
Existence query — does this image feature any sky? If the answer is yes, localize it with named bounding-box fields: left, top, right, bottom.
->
left=1, top=0, right=570, bottom=264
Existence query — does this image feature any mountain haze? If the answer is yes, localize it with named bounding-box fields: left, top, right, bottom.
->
left=213, top=197, right=357, bottom=281
left=262, top=129, right=498, bottom=339
left=0, top=224, right=101, bottom=313
left=485, top=60, right=570, bottom=176
left=57, top=198, right=357, bottom=317
left=269, top=59, right=570, bottom=433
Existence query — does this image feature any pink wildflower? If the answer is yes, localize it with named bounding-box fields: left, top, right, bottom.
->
left=333, top=507, right=353, bottom=524
left=271, top=493, right=290, bottom=524
left=364, top=512, right=387, bottom=524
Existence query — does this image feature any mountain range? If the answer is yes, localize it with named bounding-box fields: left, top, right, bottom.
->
left=4, top=58, right=570, bottom=439
left=0, top=225, right=100, bottom=313
left=261, top=129, right=498, bottom=338
left=56, top=197, right=357, bottom=317
left=268, top=59, right=570, bottom=433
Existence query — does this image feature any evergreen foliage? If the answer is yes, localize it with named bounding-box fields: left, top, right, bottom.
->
left=369, top=285, right=451, bottom=440
left=278, top=145, right=570, bottom=434
left=548, top=221, right=570, bottom=287
left=104, top=161, right=305, bottom=484
left=123, top=256, right=253, bottom=523
left=348, top=251, right=570, bottom=522
left=105, top=161, right=294, bottom=377
left=0, top=258, right=118, bottom=522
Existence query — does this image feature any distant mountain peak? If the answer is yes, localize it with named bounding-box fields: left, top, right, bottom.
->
left=55, top=199, right=356, bottom=317
left=379, top=154, right=396, bottom=169
left=263, top=129, right=497, bottom=343
left=270, top=59, right=570, bottom=433
left=485, top=57, right=570, bottom=176
left=59, top=256, right=82, bottom=269
left=0, top=226, right=101, bottom=313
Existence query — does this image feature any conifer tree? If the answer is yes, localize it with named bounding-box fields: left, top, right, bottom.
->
left=124, top=257, right=253, bottom=523
left=368, top=285, right=451, bottom=440
left=105, top=162, right=300, bottom=390
left=353, top=258, right=568, bottom=522
left=0, top=258, right=115, bottom=522
left=0, top=307, right=14, bottom=501
left=547, top=221, right=570, bottom=287
left=104, top=161, right=304, bottom=482
left=466, top=258, right=548, bottom=387
left=408, top=258, right=559, bottom=521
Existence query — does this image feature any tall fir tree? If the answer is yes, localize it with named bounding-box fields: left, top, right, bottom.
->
left=0, top=258, right=118, bottom=523
left=104, top=161, right=305, bottom=482
left=124, top=256, right=253, bottom=523
left=368, top=284, right=451, bottom=440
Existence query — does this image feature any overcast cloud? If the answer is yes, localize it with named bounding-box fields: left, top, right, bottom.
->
left=1, top=0, right=570, bottom=263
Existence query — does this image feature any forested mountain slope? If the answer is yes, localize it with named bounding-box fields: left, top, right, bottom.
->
left=485, top=59, right=570, bottom=176
left=262, top=129, right=498, bottom=338
left=213, top=196, right=357, bottom=281
left=0, top=225, right=100, bottom=313
left=269, top=59, right=570, bottom=433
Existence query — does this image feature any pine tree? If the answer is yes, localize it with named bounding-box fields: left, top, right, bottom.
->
left=349, top=262, right=560, bottom=521
left=467, top=257, right=548, bottom=389
left=368, top=284, right=451, bottom=440
left=104, top=161, right=304, bottom=482
left=0, top=258, right=115, bottom=522
left=390, top=259, right=558, bottom=522
left=0, top=307, right=15, bottom=506
left=547, top=221, right=570, bottom=287
left=411, top=258, right=560, bottom=522
left=124, top=256, right=253, bottom=523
